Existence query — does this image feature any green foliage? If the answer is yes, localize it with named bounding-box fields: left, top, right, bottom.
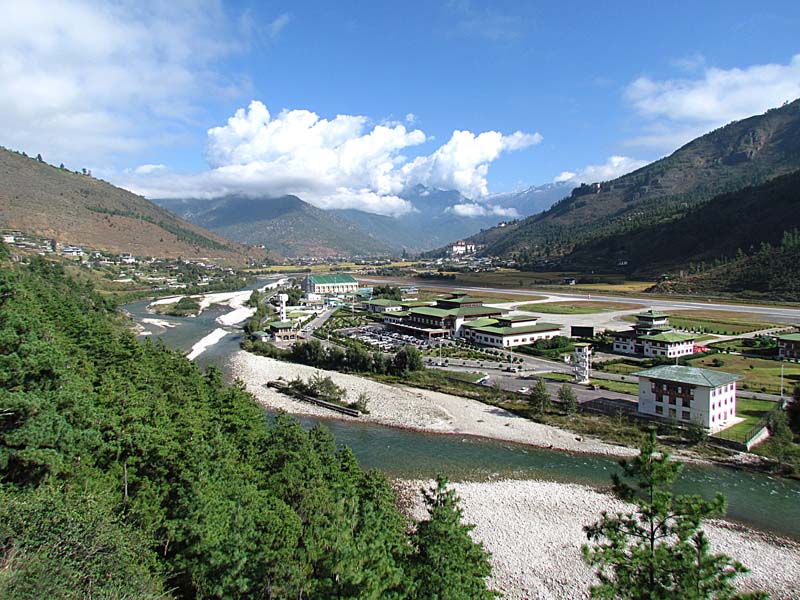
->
left=558, top=383, right=578, bottom=415
left=0, top=257, right=493, bottom=598
left=393, top=344, right=424, bottom=375
left=582, top=430, right=763, bottom=599
left=409, top=476, right=497, bottom=599
left=531, top=378, right=550, bottom=414
left=373, top=284, right=403, bottom=300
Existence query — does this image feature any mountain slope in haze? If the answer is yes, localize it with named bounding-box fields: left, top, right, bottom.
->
left=478, top=98, right=800, bottom=261
left=0, top=147, right=254, bottom=264
left=157, top=194, right=395, bottom=258
left=332, top=183, right=571, bottom=253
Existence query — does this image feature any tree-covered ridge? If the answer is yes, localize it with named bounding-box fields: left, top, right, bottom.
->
left=0, top=254, right=494, bottom=598
left=467, top=98, right=800, bottom=264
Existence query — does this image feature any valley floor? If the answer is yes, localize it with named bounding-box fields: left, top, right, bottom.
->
left=397, top=478, right=800, bottom=600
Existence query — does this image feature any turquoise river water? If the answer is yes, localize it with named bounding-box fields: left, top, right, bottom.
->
left=124, top=284, right=800, bottom=540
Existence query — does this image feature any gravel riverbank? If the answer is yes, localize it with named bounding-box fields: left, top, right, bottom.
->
left=229, top=350, right=636, bottom=457
left=396, top=478, right=800, bottom=600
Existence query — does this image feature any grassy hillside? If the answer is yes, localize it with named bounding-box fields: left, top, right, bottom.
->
left=0, top=147, right=255, bottom=264
left=477, top=98, right=800, bottom=262
left=158, top=194, right=395, bottom=258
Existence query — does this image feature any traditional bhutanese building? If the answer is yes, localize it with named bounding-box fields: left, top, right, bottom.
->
left=777, top=332, right=800, bottom=360
left=302, top=273, right=359, bottom=295
left=363, top=298, right=404, bottom=313
left=266, top=320, right=298, bottom=342
left=460, top=314, right=562, bottom=348
left=384, top=296, right=503, bottom=339
left=612, top=309, right=696, bottom=358
left=635, top=365, right=741, bottom=432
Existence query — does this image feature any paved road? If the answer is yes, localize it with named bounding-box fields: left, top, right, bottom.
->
left=357, top=277, right=800, bottom=324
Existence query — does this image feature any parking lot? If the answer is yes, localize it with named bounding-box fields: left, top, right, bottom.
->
left=343, top=324, right=436, bottom=352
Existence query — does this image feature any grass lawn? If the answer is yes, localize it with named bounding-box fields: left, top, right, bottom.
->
left=541, top=372, right=574, bottom=382
left=687, top=353, right=800, bottom=395
left=592, top=379, right=639, bottom=395
left=519, top=300, right=642, bottom=314
left=668, top=310, right=778, bottom=334
left=599, top=361, right=643, bottom=375
left=717, top=398, right=777, bottom=441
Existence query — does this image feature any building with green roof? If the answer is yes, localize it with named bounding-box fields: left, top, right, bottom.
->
left=302, top=273, right=359, bottom=294
left=778, top=332, right=800, bottom=360
left=635, top=365, right=741, bottom=432
left=363, top=298, right=403, bottom=313
left=612, top=308, right=696, bottom=359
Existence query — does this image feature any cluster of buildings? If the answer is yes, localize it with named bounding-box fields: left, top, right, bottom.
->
left=366, top=295, right=563, bottom=347
left=612, top=309, right=697, bottom=359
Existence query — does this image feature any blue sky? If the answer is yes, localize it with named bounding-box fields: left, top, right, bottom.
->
left=2, top=0, right=800, bottom=215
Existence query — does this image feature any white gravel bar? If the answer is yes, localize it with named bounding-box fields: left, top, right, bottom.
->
left=230, top=350, right=635, bottom=456
left=186, top=328, right=229, bottom=361
left=398, top=479, right=800, bottom=600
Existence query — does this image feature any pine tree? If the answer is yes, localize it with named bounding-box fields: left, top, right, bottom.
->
left=410, top=476, right=496, bottom=599
left=558, top=383, right=578, bottom=415
left=531, top=378, right=550, bottom=414
left=582, top=430, right=765, bottom=599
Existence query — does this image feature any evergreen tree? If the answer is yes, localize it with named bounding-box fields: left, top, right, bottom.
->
left=531, top=378, right=550, bottom=414
left=410, top=476, right=496, bottom=599
left=558, top=383, right=578, bottom=415
left=582, top=430, right=764, bottom=599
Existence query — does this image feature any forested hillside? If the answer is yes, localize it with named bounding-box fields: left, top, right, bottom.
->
left=649, top=230, right=800, bottom=300
left=560, top=169, right=800, bottom=276
left=472, top=99, right=800, bottom=263
left=0, top=248, right=494, bottom=599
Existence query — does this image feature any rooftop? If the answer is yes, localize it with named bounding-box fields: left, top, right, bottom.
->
left=409, top=306, right=454, bottom=318
left=641, top=332, right=696, bottom=343
left=469, top=322, right=562, bottom=336
left=497, top=314, right=540, bottom=323
left=366, top=298, right=401, bottom=306
left=778, top=333, right=800, bottom=342
left=308, top=273, right=358, bottom=285
left=636, top=309, right=669, bottom=320
left=635, top=365, right=741, bottom=388
left=266, top=320, right=295, bottom=329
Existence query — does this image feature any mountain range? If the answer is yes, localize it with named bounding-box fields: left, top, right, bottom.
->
left=155, top=183, right=571, bottom=258
left=461, top=98, right=800, bottom=273
left=0, top=147, right=256, bottom=265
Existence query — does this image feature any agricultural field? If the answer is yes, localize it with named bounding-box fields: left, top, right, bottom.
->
left=687, top=353, right=800, bottom=395
left=518, top=300, right=642, bottom=314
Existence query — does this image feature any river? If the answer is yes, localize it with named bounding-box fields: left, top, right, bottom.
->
left=124, top=283, right=800, bottom=540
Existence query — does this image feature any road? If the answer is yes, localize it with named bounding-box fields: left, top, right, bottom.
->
left=357, top=277, right=800, bottom=324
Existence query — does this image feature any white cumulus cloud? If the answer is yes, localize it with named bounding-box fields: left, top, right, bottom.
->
left=122, top=100, right=541, bottom=217
left=553, top=156, right=650, bottom=185
left=625, top=54, right=800, bottom=150
left=447, top=203, right=519, bottom=218
left=133, top=163, right=166, bottom=174
left=0, top=0, right=244, bottom=165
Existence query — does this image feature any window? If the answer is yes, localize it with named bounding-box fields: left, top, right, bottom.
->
left=668, top=408, right=676, bottom=418
left=682, top=411, right=690, bottom=421
left=655, top=406, right=663, bottom=415
left=668, top=397, right=676, bottom=405
left=682, top=398, right=691, bottom=407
